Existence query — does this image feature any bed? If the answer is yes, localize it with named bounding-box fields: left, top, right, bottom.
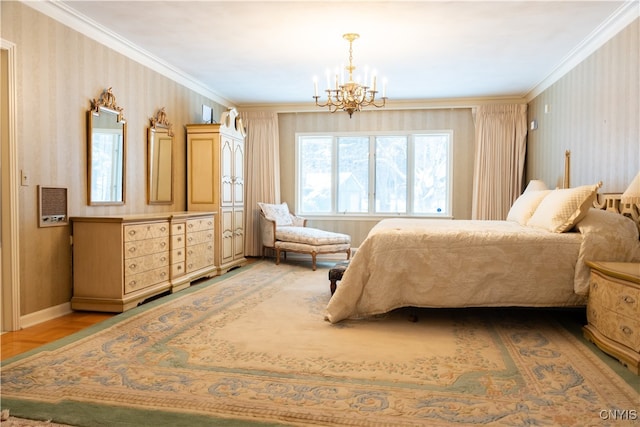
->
left=325, top=183, right=640, bottom=323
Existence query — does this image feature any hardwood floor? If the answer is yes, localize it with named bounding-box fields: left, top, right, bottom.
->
left=1, top=311, right=113, bottom=361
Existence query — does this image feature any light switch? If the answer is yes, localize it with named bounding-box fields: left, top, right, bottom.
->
left=20, top=170, right=29, bottom=186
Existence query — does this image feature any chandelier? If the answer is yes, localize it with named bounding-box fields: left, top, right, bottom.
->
left=313, top=33, right=387, bottom=118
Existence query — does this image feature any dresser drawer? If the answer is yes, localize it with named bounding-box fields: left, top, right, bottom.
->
left=588, top=303, right=640, bottom=352
left=186, top=217, right=214, bottom=233
left=124, top=237, right=169, bottom=259
left=171, top=222, right=186, bottom=235
left=124, top=266, right=170, bottom=294
left=171, top=233, right=185, bottom=249
left=124, top=222, right=169, bottom=242
left=590, top=271, right=640, bottom=319
left=172, top=247, right=185, bottom=263
left=171, top=262, right=186, bottom=278
left=186, top=242, right=214, bottom=272
left=124, top=252, right=169, bottom=276
left=186, top=229, right=214, bottom=246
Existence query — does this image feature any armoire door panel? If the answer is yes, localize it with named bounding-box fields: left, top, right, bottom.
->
left=221, top=138, right=233, bottom=206
left=189, top=138, right=215, bottom=205
left=233, top=209, right=244, bottom=258
left=234, top=140, right=244, bottom=205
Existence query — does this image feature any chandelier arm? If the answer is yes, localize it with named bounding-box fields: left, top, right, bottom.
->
left=314, top=97, right=334, bottom=109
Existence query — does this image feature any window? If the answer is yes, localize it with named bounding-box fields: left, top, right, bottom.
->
left=297, top=131, right=452, bottom=216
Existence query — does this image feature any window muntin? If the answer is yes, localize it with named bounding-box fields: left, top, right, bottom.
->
left=297, top=131, right=452, bottom=217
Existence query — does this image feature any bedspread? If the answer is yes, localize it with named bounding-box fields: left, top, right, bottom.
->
left=325, top=209, right=640, bottom=323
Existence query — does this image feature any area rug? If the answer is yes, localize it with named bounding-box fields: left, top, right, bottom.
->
left=1, top=261, right=638, bottom=427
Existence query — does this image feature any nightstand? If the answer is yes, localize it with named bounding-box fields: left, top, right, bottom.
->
left=583, top=261, right=640, bottom=375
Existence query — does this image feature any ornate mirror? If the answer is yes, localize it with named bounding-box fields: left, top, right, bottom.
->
left=87, top=87, right=126, bottom=205
left=147, top=108, right=174, bottom=204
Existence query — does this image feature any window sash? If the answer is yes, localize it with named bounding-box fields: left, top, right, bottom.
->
left=296, top=131, right=452, bottom=217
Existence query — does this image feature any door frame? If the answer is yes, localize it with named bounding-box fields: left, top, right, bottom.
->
left=1, top=38, right=21, bottom=332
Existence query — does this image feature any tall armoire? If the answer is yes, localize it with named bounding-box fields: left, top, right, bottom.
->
left=186, top=108, right=247, bottom=274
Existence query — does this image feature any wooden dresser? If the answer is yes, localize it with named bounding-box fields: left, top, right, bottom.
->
left=70, top=212, right=216, bottom=312
left=583, top=261, right=640, bottom=374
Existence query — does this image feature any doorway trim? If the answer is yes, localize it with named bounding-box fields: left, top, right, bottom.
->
left=1, top=38, right=21, bottom=332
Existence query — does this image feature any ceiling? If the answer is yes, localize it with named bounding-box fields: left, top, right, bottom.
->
left=50, top=1, right=637, bottom=109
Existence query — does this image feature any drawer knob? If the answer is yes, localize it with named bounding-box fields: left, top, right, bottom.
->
left=128, top=247, right=136, bottom=254
left=160, top=242, right=167, bottom=248
left=129, top=280, right=137, bottom=286
left=621, top=325, right=633, bottom=335
left=177, top=237, right=182, bottom=242
left=621, top=295, right=636, bottom=304
left=128, top=230, right=136, bottom=236
left=177, top=251, right=182, bottom=256
left=161, top=226, right=167, bottom=232
left=129, top=263, right=137, bottom=269
left=161, top=257, right=167, bottom=262
left=177, top=265, right=182, bottom=271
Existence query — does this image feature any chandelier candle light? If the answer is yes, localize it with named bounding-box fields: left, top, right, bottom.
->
left=313, top=33, right=387, bottom=118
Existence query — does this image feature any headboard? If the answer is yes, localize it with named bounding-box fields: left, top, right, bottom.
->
left=563, top=151, right=639, bottom=232
left=594, top=193, right=640, bottom=233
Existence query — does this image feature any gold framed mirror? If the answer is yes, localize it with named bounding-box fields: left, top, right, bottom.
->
left=87, top=87, right=126, bottom=205
left=147, top=108, right=174, bottom=205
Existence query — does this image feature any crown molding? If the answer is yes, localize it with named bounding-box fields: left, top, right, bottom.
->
left=237, top=96, right=528, bottom=114
left=22, top=0, right=235, bottom=109
left=526, top=1, right=639, bottom=102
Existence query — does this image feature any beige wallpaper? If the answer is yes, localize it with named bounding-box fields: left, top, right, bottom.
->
left=527, top=18, right=639, bottom=193
left=2, top=2, right=226, bottom=315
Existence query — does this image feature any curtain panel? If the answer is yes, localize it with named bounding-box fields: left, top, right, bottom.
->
left=240, top=111, right=281, bottom=256
left=472, top=104, right=528, bottom=220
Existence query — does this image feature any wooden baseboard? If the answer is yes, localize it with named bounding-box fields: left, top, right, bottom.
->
left=20, top=302, right=72, bottom=329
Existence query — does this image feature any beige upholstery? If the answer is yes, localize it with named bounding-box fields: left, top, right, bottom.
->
left=259, top=204, right=351, bottom=271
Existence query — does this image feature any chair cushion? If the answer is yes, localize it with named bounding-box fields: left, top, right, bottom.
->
left=258, top=202, right=293, bottom=226
left=276, top=227, right=351, bottom=245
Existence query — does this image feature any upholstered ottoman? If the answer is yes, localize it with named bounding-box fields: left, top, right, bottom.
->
left=328, top=260, right=350, bottom=295
left=274, top=227, right=351, bottom=271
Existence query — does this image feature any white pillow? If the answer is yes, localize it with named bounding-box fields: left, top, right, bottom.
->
left=258, top=202, right=293, bottom=226
left=522, top=179, right=549, bottom=193
left=507, top=190, right=551, bottom=225
left=527, top=184, right=599, bottom=233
